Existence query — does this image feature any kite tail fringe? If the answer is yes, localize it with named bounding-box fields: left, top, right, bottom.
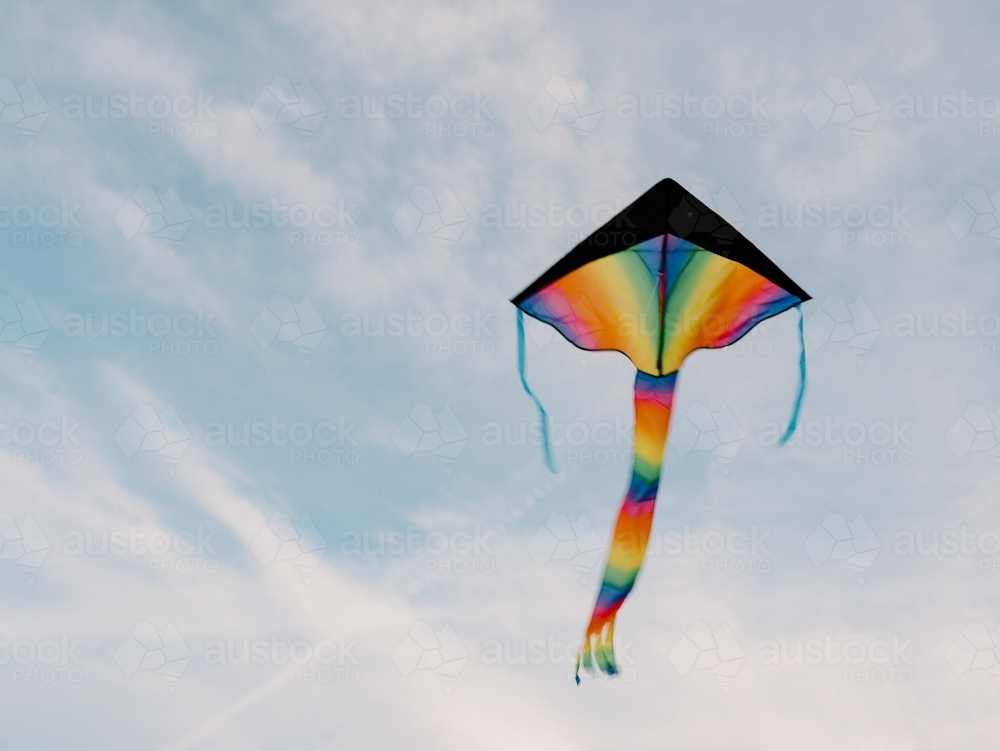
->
left=516, top=309, right=556, bottom=472
left=575, top=621, right=618, bottom=684
left=780, top=305, right=807, bottom=445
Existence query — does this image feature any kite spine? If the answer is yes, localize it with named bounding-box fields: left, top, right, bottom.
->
left=780, top=305, right=806, bottom=445
left=656, top=233, right=667, bottom=375
left=516, top=308, right=556, bottom=473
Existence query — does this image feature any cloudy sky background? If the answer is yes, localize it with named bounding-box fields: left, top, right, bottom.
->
left=2, top=0, right=1000, bottom=748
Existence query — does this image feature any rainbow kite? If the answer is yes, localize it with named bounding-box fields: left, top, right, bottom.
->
left=512, top=178, right=810, bottom=682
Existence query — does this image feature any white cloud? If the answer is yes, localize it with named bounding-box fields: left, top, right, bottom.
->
left=3, top=0, right=1000, bottom=748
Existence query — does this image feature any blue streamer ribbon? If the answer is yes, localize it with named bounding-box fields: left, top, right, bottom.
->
left=516, top=308, right=556, bottom=472
left=780, top=305, right=807, bottom=445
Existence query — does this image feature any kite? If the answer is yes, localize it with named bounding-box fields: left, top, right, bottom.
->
left=511, top=178, right=810, bottom=682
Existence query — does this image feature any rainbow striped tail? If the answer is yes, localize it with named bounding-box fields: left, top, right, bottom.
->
left=576, top=371, right=676, bottom=682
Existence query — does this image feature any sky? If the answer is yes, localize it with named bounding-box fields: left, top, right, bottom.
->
left=1, top=0, right=1000, bottom=748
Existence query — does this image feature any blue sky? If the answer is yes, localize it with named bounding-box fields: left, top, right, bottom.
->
left=2, top=1, right=1000, bottom=748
